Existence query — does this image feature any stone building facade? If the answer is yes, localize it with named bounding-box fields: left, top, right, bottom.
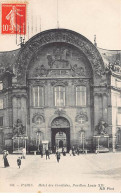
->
left=0, top=29, right=121, bottom=153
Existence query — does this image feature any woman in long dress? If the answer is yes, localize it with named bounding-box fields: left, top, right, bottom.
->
left=3, top=150, right=10, bottom=168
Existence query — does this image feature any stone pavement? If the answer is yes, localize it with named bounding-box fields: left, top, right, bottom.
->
left=0, top=152, right=121, bottom=193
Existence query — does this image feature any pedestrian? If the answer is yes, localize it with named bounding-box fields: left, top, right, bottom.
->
left=56, top=151, right=61, bottom=163
left=62, top=147, right=66, bottom=156
left=3, top=150, right=10, bottom=168
left=53, top=146, right=56, bottom=154
left=69, top=148, right=72, bottom=156
left=72, top=146, right=76, bottom=156
left=76, top=146, right=80, bottom=155
left=22, top=148, right=26, bottom=159
left=40, top=146, right=43, bottom=158
left=45, top=149, right=50, bottom=160
left=17, top=157, right=21, bottom=168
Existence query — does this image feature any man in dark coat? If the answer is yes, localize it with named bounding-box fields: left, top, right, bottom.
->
left=56, top=151, right=61, bottom=163
left=45, top=149, right=50, bottom=160
left=39, top=146, right=43, bottom=158
left=17, top=157, right=21, bottom=168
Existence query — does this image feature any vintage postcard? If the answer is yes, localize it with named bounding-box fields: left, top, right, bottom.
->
left=0, top=0, right=121, bottom=193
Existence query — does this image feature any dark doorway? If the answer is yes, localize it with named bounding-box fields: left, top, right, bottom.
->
left=59, top=140, right=63, bottom=148
left=51, top=128, right=70, bottom=152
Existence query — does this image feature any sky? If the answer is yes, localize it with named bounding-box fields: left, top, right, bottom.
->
left=0, top=0, right=121, bottom=51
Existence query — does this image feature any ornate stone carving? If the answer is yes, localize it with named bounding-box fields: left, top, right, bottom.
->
left=33, top=64, right=48, bottom=77
left=71, top=64, right=85, bottom=76
left=54, top=108, right=66, bottom=116
left=95, top=120, right=108, bottom=135
left=29, top=80, right=47, bottom=86
left=13, top=119, right=25, bottom=136
left=105, top=63, right=121, bottom=74
left=50, top=80, right=68, bottom=86
left=72, top=79, right=88, bottom=86
left=32, top=113, right=45, bottom=124
left=47, top=47, right=71, bottom=69
left=75, top=111, right=88, bottom=124
left=16, top=29, right=105, bottom=84
left=47, top=69, right=71, bottom=77
left=51, top=117, right=69, bottom=128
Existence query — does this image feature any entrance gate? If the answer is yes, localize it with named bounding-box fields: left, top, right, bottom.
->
left=51, top=117, right=70, bottom=152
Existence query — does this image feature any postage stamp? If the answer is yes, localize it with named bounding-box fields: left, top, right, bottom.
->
left=1, top=4, right=26, bottom=34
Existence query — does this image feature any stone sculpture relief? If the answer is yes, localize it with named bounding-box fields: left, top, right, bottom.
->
left=13, top=119, right=24, bottom=136
left=95, top=120, right=108, bottom=135
left=51, top=117, right=70, bottom=128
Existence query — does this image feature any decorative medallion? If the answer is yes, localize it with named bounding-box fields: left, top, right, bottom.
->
left=75, top=111, right=88, bottom=124
left=32, top=113, right=45, bottom=124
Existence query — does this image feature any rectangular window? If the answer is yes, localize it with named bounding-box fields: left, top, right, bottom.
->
left=33, top=86, right=44, bottom=107
left=0, top=117, right=3, bottom=126
left=55, top=86, right=65, bottom=106
left=0, top=99, right=3, bottom=109
left=76, top=86, right=86, bottom=106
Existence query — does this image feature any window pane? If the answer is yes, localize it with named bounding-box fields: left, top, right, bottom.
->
left=55, top=86, right=65, bottom=106
left=33, top=86, right=44, bottom=107
left=39, top=87, right=44, bottom=106
left=76, top=86, right=86, bottom=106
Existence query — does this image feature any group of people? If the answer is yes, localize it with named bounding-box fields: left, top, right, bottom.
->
left=2, top=147, right=26, bottom=169
left=2, top=145, right=85, bottom=168
left=45, top=149, right=61, bottom=163
left=69, top=146, right=85, bottom=156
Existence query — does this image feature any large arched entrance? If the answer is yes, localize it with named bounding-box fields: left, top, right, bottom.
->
left=51, top=117, right=70, bottom=152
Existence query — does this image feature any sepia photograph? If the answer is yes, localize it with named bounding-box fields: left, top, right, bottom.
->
left=0, top=0, right=121, bottom=193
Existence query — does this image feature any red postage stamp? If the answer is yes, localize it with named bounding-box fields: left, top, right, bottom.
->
left=2, top=4, right=26, bottom=34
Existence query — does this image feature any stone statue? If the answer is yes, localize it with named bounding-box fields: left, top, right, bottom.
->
left=106, top=62, right=121, bottom=73
left=95, top=120, right=108, bottom=135
left=13, top=119, right=24, bottom=136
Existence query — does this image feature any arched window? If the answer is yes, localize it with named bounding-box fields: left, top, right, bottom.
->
left=33, top=86, right=44, bottom=107
left=54, top=86, right=65, bottom=106
left=76, top=86, right=86, bottom=106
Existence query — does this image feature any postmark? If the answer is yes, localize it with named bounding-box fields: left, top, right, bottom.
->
left=2, top=4, right=26, bottom=34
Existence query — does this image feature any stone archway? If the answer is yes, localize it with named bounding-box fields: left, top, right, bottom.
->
left=51, top=117, right=70, bottom=152
left=16, top=29, right=105, bottom=85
